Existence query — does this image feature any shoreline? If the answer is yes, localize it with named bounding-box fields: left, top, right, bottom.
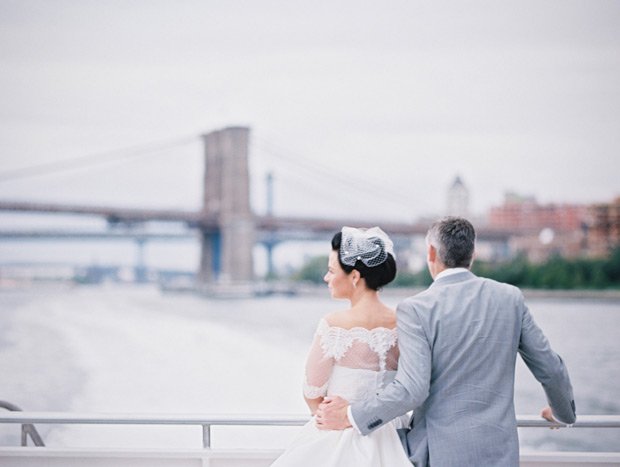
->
left=382, top=286, right=620, bottom=301
left=1, top=279, right=619, bottom=302
left=519, top=288, right=620, bottom=301
left=294, top=283, right=620, bottom=301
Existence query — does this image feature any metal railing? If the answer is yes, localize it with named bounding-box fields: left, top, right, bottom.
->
left=1, top=411, right=619, bottom=449
left=0, top=401, right=45, bottom=447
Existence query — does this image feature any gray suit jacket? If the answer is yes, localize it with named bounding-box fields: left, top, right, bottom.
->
left=351, top=270, right=576, bottom=467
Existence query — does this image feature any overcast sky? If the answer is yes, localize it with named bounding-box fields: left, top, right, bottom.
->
left=1, top=0, right=619, bottom=224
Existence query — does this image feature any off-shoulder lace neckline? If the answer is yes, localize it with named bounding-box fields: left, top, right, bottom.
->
left=318, top=317, right=397, bottom=333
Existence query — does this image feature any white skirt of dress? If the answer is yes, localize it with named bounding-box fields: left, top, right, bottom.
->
left=271, top=367, right=412, bottom=467
left=271, top=414, right=411, bottom=467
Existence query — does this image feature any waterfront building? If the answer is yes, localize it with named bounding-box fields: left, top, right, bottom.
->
left=488, top=193, right=585, bottom=234
left=487, top=193, right=587, bottom=262
left=446, top=175, right=469, bottom=218
left=585, top=196, right=620, bottom=258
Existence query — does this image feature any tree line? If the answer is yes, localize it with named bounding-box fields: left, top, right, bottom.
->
left=292, top=248, right=620, bottom=290
left=471, top=248, right=620, bottom=290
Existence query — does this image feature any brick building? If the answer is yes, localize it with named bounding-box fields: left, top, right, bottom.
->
left=585, top=196, right=620, bottom=258
left=487, top=193, right=587, bottom=262
left=488, top=193, right=585, bottom=234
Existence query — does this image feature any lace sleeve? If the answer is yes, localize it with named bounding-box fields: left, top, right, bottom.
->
left=302, top=319, right=334, bottom=399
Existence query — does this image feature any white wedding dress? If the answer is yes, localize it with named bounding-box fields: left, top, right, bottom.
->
left=271, top=318, right=412, bottom=467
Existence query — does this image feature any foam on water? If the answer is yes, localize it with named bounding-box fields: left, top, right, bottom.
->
left=1, top=285, right=311, bottom=448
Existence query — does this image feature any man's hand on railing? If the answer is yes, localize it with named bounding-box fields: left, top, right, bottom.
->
left=541, top=405, right=560, bottom=430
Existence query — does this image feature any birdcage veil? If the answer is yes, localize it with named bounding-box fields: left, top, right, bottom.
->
left=340, top=226, right=394, bottom=267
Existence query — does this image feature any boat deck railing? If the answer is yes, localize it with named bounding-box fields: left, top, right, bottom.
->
left=2, top=411, right=620, bottom=466
left=0, top=401, right=44, bottom=447
left=1, top=410, right=620, bottom=449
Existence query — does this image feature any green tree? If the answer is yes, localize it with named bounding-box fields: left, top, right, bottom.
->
left=393, top=268, right=433, bottom=287
left=603, top=247, right=620, bottom=283
left=472, top=251, right=620, bottom=290
left=391, top=270, right=418, bottom=287
left=292, top=248, right=620, bottom=290
left=591, top=261, right=609, bottom=289
left=292, top=255, right=328, bottom=283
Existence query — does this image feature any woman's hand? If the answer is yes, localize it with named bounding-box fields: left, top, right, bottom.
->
left=316, top=396, right=352, bottom=430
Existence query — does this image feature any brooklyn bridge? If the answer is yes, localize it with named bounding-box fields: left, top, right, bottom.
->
left=0, top=127, right=510, bottom=288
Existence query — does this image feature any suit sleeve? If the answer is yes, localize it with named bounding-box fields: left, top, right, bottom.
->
left=350, top=298, right=431, bottom=435
left=519, top=300, right=577, bottom=424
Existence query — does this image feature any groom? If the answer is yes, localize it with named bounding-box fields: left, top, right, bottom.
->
left=316, top=216, right=576, bottom=466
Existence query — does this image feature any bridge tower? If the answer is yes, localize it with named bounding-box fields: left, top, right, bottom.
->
left=199, top=127, right=255, bottom=285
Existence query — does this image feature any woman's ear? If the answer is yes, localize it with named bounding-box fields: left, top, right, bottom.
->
left=350, top=269, right=361, bottom=286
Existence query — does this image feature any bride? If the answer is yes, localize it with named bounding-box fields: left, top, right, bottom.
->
left=271, top=226, right=412, bottom=467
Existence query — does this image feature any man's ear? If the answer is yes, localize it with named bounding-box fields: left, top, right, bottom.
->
left=428, top=244, right=436, bottom=263
left=470, top=250, right=476, bottom=267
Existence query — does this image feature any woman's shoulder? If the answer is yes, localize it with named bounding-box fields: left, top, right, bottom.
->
left=321, top=307, right=397, bottom=331
left=322, top=310, right=351, bottom=329
left=373, top=306, right=398, bottom=330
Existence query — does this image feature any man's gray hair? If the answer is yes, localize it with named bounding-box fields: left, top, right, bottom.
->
left=426, top=216, right=476, bottom=268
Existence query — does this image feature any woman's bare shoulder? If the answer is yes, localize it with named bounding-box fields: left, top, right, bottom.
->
left=377, top=305, right=397, bottom=329
left=322, top=310, right=351, bottom=328
left=323, top=305, right=397, bottom=330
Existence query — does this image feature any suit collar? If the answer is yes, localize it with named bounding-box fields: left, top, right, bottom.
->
left=434, top=267, right=469, bottom=281
left=430, top=269, right=476, bottom=287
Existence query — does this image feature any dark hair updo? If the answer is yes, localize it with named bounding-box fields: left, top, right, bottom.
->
left=331, top=232, right=397, bottom=291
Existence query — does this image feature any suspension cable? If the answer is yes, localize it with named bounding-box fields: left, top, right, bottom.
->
left=252, top=135, right=420, bottom=210
left=0, top=135, right=199, bottom=183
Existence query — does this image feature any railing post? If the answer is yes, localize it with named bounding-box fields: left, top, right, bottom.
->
left=1, top=401, right=45, bottom=447
left=202, top=424, right=211, bottom=449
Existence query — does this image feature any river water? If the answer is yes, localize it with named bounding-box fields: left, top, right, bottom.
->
left=0, top=283, right=619, bottom=452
